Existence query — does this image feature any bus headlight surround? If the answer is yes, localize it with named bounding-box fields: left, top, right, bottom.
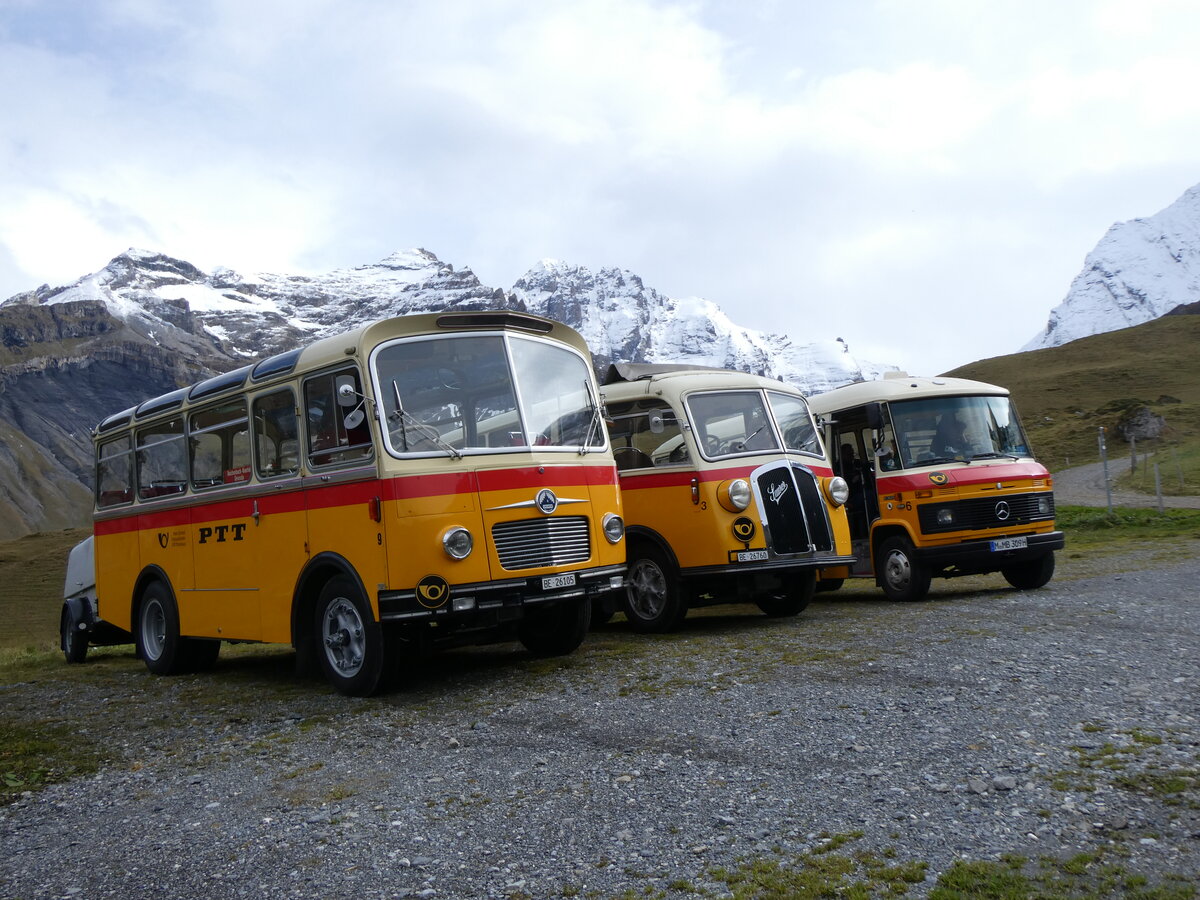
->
left=602, top=513, right=625, bottom=544
left=936, top=508, right=955, bottom=526
left=718, top=479, right=752, bottom=512
left=1037, top=496, right=1051, bottom=515
left=442, top=526, right=474, bottom=560
left=825, top=476, right=850, bottom=507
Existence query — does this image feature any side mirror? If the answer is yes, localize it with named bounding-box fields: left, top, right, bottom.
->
left=648, top=412, right=665, bottom=434
left=336, top=377, right=359, bottom=408
left=865, top=402, right=884, bottom=430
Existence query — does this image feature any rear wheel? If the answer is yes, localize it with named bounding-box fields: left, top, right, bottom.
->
left=877, top=535, right=930, bottom=602
left=519, top=600, right=591, bottom=657
left=61, top=605, right=88, bottom=664
left=1002, top=553, right=1056, bottom=590
left=623, top=545, right=687, bottom=633
left=757, top=570, right=816, bottom=617
left=315, top=575, right=386, bottom=696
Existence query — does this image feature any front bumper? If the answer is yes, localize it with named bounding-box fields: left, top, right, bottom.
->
left=913, top=531, right=1065, bottom=569
left=378, top=563, right=626, bottom=623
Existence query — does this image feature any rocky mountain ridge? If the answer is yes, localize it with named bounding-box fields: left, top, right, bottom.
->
left=0, top=248, right=886, bottom=538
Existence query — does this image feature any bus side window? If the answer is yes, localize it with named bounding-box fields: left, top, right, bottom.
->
left=136, top=418, right=187, bottom=501
left=190, top=400, right=250, bottom=490
left=606, top=400, right=685, bottom=471
left=253, top=389, right=299, bottom=479
left=305, top=370, right=373, bottom=468
left=97, top=435, right=134, bottom=507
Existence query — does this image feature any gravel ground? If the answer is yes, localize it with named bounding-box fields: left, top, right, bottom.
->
left=2, top=545, right=1198, bottom=899
left=1053, top=460, right=1200, bottom=510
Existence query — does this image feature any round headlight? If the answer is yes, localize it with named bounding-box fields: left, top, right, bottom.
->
left=936, top=508, right=955, bottom=526
left=718, top=479, right=752, bottom=512
left=602, top=513, right=625, bottom=544
left=442, top=526, right=474, bottom=559
left=826, top=476, right=850, bottom=507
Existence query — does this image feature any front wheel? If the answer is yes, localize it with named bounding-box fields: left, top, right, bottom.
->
left=519, top=600, right=591, bottom=657
left=877, top=535, right=931, bottom=602
left=757, top=570, right=816, bottom=617
left=1002, top=553, right=1056, bottom=590
left=315, top=575, right=386, bottom=696
left=623, top=545, right=687, bottom=633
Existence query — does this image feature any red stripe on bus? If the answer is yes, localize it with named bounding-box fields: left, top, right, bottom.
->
left=618, top=462, right=834, bottom=491
left=93, top=463, right=621, bottom=535
left=877, top=461, right=1049, bottom=492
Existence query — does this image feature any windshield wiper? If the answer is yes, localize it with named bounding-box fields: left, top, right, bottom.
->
left=390, top=382, right=462, bottom=459
left=968, top=451, right=1020, bottom=462
left=579, top=379, right=602, bottom=455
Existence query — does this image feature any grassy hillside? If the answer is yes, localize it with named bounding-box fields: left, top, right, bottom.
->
left=0, top=528, right=90, bottom=652
left=946, top=315, right=1200, bottom=477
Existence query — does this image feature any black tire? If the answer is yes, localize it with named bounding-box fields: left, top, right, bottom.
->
left=315, top=575, right=386, bottom=696
left=61, top=605, right=88, bottom=664
left=182, top=638, right=221, bottom=672
left=815, top=577, right=844, bottom=594
left=1002, top=553, right=1056, bottom=590
left=590, top=598, right=615, bottom=626
left=876, top=535, right=931, bottom=602
left=136, top=581, right=185, bottom=675
left=519, top=600, right=591, bottom=657
left=623, top=544, right=687, bottom=633
left=757, top=570, right=816, bottom=617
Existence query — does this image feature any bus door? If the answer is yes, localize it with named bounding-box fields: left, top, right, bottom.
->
left=187, top=398, right=261, bottom=640
left=302, top=369, right=390, bottom=608
left=829, top=408, right=884, bottom=575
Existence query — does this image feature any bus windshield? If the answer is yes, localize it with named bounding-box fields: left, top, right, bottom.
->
left=686, top=389, right=822, bottom=460
left=888, top=395, right=1031, bottom=468
left=373, top=334, right=604, bottom=455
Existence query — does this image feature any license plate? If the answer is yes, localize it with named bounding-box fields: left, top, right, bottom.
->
left=991, top=536, right=1028, bottom=552
left=541, top=573, right=577, bottom=590
left=736, top=550, right=769, bottom=563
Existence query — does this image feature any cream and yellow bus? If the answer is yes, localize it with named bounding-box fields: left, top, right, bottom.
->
left=61, top=312, right=626, bottom=695
left=807, top=374, right=1063, bottom=601
left=597, top=364, right=854, bottom=631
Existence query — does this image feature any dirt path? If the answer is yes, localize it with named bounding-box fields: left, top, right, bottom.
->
left=1052, top=459, right=1200, bottom=509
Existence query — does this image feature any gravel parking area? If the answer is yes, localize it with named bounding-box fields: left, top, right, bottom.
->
left=2, top=545, right=1198, bottom=899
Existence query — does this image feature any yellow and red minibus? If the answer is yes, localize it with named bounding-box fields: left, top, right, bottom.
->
left=61, top=312, right=626, bottom=695
left=597, top=364, right=854, bottom=631
left=807, top=374, right=1063, bottom=601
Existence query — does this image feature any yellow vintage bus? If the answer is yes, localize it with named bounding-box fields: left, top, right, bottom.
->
left=597, top=364, right=854, bottom=631
left=807, top=374, right=1064, bottom=601
left=62, top=312, right=626, bottom=695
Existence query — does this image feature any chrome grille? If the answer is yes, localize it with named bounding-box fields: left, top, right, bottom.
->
left=492, top=516, right=591, bottom=570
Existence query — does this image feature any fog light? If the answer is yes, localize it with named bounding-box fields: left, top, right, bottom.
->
left=452, top=596, right=476, bottom=612
left=937, top=508, right=954, bottom=526
left=602, top=513, right=625, bottom=544
left=442, top=526, right=473, bottom=559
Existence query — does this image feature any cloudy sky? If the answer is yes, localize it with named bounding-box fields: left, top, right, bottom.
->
left=2, top=0, right=1198, bottom=375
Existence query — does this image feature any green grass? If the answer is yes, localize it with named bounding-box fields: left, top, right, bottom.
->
left=1114, top=443, right=1200, bottom=496
left=929, top=851, right=1196, bottom=900
left=0, top=717, right=109, bottom=805
left=1055, top=505, right=1200, bottom=550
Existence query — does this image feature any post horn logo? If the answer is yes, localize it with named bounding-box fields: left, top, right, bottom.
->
left=416, top=574, right=451, bottom=609
left=731, top=517, right=756, bottom=543
left=929, top=471, right=948, bottom=485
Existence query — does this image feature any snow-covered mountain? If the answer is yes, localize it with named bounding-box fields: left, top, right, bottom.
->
left=0, top=248, right=891, bottom=538
left=6, top=247, right=887, bottom=391
left=1025, top=183, right=1200, bottom=350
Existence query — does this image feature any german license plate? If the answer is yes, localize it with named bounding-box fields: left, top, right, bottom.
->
left=991, top=536, right=1028, bottom=552
left=541, top=573, right=577, bottom=590
left=736, top=549, right=769, bottom=563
